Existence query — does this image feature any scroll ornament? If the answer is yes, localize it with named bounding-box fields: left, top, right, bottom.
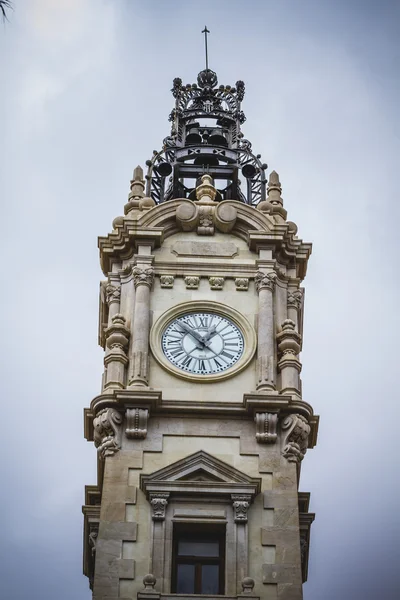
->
left=93, top=408, right=123, bottom=459
left=281, top=414, right=310, bottom=463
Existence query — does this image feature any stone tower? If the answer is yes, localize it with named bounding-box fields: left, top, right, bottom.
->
left=82, top=66, right=319, bottom=600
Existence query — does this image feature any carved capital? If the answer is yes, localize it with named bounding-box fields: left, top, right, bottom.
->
left=93, top=408, right=123, bottom=459
left=125, top=408, right=149, bottom=439
left=235, top=278, right=249, bottom=291
left=150, top=493, right=169, bottom=521
left=281, top=414, right=310, bottom=463
left=255, top=270, right=277, bottom=293
left=184, top=276, right=200, bottom=289
left=132, top=266, right=154, bottom=289
left=255, top=412, right=278, bottom=444
left=105, top=284, right=121, bottom=305
left=232, top=494, right=251, bottom=523
left=209, top=276, right=224, bottom=290
left=287, top=289, right=303, bottom=310
left=160, top=275, right=174, bottom=289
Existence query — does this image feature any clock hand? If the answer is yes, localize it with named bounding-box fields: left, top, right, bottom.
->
left=202, top=324, right=218, bottom=343
left=175, top=321, right=206, bottom=347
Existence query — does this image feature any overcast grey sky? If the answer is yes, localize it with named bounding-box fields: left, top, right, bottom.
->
left=0, top=1, right=399, bottom=599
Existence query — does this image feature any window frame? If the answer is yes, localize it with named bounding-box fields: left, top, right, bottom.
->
left=171, top=523, right=226, bottom=595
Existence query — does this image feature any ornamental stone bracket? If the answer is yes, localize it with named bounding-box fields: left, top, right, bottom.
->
left=281, top=413, right=311, bottom=463
left=149, top=493, right=170, bottom=521
left=93, top=408, right=123, bottom=459
left=232, top=494, right=252, bottom=523
left=254, top=412, right=278, bottom=444
left=132, top=265, right=155, bottom=289
left=176, top=174, right=237, bottom=236
left=125, top=407, right=149, bottom=439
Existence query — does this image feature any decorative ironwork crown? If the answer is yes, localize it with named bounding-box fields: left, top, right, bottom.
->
left=145, top=68, right=268, bottom=206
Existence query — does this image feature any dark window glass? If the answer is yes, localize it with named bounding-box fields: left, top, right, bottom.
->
left=178, top=540, right=219, bottom=557
left=201, top=564, right=219, bottom=594
left=172, top=524, right=225, bottom=595
left=177, top=564, right=195, bottom=594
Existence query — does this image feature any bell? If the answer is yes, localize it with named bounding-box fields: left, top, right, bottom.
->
left=242, top=163, right=257, bottom=179
left=193, top=155, right=219, bottom=167
left=155, top=162, right=173, bottom=177
left=208, top=129, right=228, bottom=147
left=185, top=128, right=202, bottom=145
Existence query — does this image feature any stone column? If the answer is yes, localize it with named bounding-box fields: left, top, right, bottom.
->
left=255, top=270, right=277, bottom=391
left=287, top=287, right=303, bottom=330
left=129, top=260, right=154, bottom=387
left=103, top=314, right=130, bottom=390
left=232, top=495, right=251, bottom=593
left=149, top=493, right=169, bottom=588
left=105, top=282, right=121, bottom=324
left=277, top=319, right=302, bottom=396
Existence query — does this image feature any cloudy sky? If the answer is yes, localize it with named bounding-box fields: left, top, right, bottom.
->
left=0, top=1, right=399, bottom=599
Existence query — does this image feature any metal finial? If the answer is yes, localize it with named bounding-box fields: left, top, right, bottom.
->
left=202, top=26, right=210, bottom=70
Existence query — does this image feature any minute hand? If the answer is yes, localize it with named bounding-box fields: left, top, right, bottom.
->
left=176, top=322, right=207, bottom=346
left=202, top=324, right=218, bottom=343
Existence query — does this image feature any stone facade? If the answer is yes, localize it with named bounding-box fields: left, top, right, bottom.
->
left=83, top=169, right=318, bottom=600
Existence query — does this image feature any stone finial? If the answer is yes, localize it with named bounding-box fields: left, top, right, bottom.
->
left=142, top=574, right=157, bottom=593
left=241, top=577, right=255, bottom=595
left=129, top=166, right=145, bottom=200
left=124, top=165, right=155, bottom=214
left=195, top=174, right=217, bottom=203
left=267, top=170, right=283, bottom=206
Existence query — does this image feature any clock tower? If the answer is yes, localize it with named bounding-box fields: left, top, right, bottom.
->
left=82, top=64, right=319, bottom=600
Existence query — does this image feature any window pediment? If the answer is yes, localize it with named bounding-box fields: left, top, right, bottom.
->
left=140, top=450, right=261, bottom=500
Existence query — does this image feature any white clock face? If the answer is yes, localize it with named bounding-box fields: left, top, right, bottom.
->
left=162, top=312, right=244, bottom=375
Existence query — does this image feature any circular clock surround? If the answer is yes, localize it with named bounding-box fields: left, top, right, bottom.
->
left=150, top=300, right=256, bottom=382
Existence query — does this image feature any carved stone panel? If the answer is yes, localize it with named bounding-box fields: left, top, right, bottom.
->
left=125, top=408, right=149, bottom=439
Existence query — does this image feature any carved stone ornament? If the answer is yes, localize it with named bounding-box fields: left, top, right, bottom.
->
left=149, top=493, right=170, bottom=521
left=209, top=276, right=224, bottom=290
left=254, top=270, right=277, bottom=293
left=255, top=412, right=278, bottom=444
left=232, top=494, right=251, bottom=523
left=176, top=176, right=237, bottom=236
left=132, top=266, right=155, bottom=289
left=105, top=284, right=121, bottom=305
left=160, top=275, right=174, bottom=288
left=281, top=414, right=311, bottom=463
left=235, top=277, right=249, bottom=291
left=125, top=408, right=149, bottom=439
left=287, top=289, right=303, bottom=310
left=93, top=408, right=123, bottom=459
left=241, top=577, right=255, bottom=595
left=184, top=276, right=200, bottom=289
left=88, top=524, right=98, bottom=558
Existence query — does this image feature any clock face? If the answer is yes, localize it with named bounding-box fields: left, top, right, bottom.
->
left=162, top=312, right=244, bottom=375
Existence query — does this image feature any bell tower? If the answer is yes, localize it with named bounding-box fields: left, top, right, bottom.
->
left=82, top=56, right=319, bottom=600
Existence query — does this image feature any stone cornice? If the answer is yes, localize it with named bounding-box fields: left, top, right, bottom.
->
left=99, top=199, right=312, bottom=277
left=84, top=389, right=318, bottom=449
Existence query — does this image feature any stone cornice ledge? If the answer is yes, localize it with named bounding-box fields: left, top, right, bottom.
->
left=84, top=389, right=318, bottom=448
